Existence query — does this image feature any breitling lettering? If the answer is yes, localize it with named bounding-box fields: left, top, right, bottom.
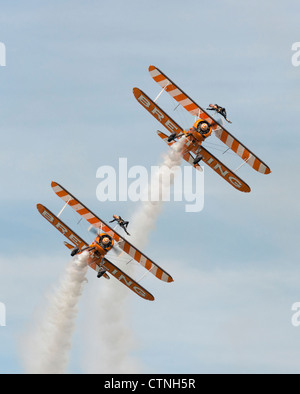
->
left=41, top=209, right=83, bottom=247
left=103, top=265, right=147, bottom=299
left=204, top=158, right=242, bottom=189
left=69, top=233, right=82, bottom=247
left=137, top=92, right=179, bottom=133
left=42, top=210, right=54, bottom=223
left=55, top=222, right=68, bottom=235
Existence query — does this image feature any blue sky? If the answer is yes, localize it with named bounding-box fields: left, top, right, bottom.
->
left=0, top=0, right=300, bottom=374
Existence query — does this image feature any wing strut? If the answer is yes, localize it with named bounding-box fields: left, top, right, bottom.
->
left=57, top=196, right=72, bottom=218
left=154, top=82, right=170, bottom=102
left=234, top=154, right=253, bottom=172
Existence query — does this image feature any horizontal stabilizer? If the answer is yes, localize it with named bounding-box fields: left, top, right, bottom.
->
left=64, top=241, right=75, bottom=250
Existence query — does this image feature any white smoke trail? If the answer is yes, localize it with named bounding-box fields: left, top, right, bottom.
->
left=81, top=278, right=141, bottom=374
left=21, top=253, right=88, bottom=374
left=130, top=137, right=186, bottom=248
left=82, top=137, right=186, bottom=374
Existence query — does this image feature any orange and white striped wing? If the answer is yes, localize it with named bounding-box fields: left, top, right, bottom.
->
left=188, top=145, right=251, bottom=193
left=117, top=240, right=173, bottom=283
left=51, top=181, right=116, bottom=235
left=88, top=257, right=155, bottom=301
left=51, top=182, right=174, bottom=283
left=213, top=127, right=271, bottom=174
left=149, top=65, right=271, bottom=175
left=133, top=87, right=185, bottom=136
left=157, top=131, right=250, bottom=192
left=149, top=64, right=210, bottom=119
left=37, top=204, right=88, bottom=249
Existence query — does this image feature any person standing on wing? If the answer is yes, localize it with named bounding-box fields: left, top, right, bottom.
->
left=110, top=215, right=130, bottom=235
left=207, top=104, right=232, bottom=124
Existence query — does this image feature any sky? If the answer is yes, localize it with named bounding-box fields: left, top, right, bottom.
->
left=0, top=0, right=300, bottom=374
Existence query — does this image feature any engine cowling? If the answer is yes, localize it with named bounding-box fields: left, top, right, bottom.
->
left=195, top=120, right=212, bottom=138
left=91, top=233, right=114, bottom=255
left=97, top=233, right=114, bottom=250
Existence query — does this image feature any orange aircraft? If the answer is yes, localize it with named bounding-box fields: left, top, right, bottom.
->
left=37, top=181, right=174, bottom=301
left=133, top=65, right=271, bottom=193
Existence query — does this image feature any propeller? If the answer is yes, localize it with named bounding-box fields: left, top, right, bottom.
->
left=87, top=225, right=122, bottom=254
left=87, top=225, right=132, bottom=263
left=88, top=225, right=99, bottom=236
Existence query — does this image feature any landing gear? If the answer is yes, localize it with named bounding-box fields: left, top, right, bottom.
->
left=97, top=268, right=107, bottom=279
left=71, top=247, right=80, bottom=257
left=168, top=132, right=177, bottom=143
left=193, top=155, right=203, bottom=165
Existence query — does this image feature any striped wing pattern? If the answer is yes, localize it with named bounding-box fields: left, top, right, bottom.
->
left=149, top=65, right=271, bottom=175
left=149, top=65, right=209, bottom=119
left=213, top=127, right=271, bottom=174
left=133, top=87, right=185, bottom=136
left=156, top=132, right=250, bottom=193
left=37, top=203, right=155, bottom=301
left=51, top=182, right=173, bottom=283
left=188, top=144, right=251, bottom=193
left=37, top=204, right=88, bottom=249
left=88, top=257, right=155, bottom=301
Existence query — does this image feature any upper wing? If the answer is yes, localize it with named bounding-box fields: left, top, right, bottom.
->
left=37, top=204, right=88, bottom=249
left=213, top=127, right=271, bottom=174
left=51, top=182, right=174, bottom=283
left=149, top=64, right=211, bottom=119
left=149, top=65, right=271, bottom=175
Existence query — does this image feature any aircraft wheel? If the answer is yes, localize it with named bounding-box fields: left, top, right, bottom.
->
left=167, top=132, right=177, bottom=142
left=71, top=247, right=80, bottom=257
left=193, top=155, right=203, bottom=165
left=97, top=270, right=106, bottom=279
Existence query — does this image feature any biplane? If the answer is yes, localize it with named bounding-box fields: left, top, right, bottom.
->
left=133, top=65, right=271, bottom=193
left=36, top=181, right=174, bottom=301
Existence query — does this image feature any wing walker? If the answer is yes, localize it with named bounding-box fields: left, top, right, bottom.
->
left=37, top=66, right=271, bottom=302
left=37, top=182, right=174, bottom=302
left=133, top=65, right=271, bottom=193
